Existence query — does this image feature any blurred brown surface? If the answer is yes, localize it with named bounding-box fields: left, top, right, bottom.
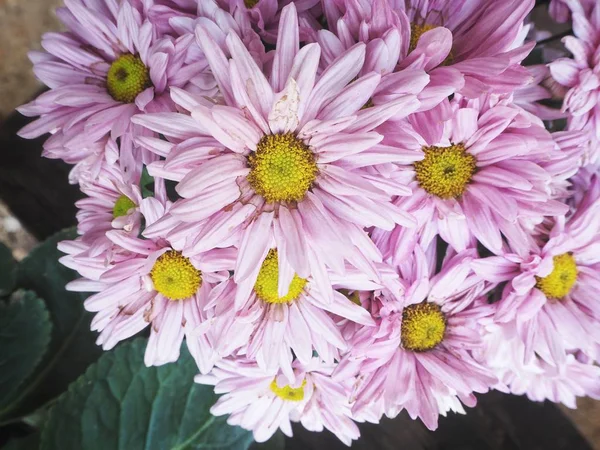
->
left=0, top=0, right=63, bottom=120
left=0, top=0, right=80, bottom=244
left=563, top=401, right=600, bottom=450
left=0, top=0, right=61, bottom=257
left=0, top=201, right=36, bottom=260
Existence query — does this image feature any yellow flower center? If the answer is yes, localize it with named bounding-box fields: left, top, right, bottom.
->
left=270, top=379, right=306, bottom=402
left=112, top=195, right=136, bottom=218
left=401, top=302, right=447, bottom=352
left=254, top=249, right=307, bottom=304
left=414, top=144, right=477, bottom=199
left=409, top=23, right=454, bottom=64
left=247, top=134, right=318, bottom=204
left=106, top=54, right=152, bottom=103
left=535, top=253, right=578, bottom=299
left=150, top=251, right=202, bottom=301
left=244, top=0, right=259, bottom=7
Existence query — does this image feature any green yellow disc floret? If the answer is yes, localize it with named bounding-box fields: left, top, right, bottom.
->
left=106, top=54, right=152, bottom=103
left=270, top=379, right=306, bottom=402
left=150, top=251, right=202, bottom=301
left=247, top=133, right=318, bottom=204
left=414, top=144, right=477, bottom=199
left=254, top=249, right=307, bottom=304
left=535, top=253, right=578, bottom=299
left=401, top=301, right=447, bottom=352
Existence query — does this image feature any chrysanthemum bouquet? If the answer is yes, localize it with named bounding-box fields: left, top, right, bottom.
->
left=6, top=0, right=600, bottom=447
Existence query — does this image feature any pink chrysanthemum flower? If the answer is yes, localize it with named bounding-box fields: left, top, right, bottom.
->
left=371, top=96, right=568, bottom=262
left=397, top=0, right=534, bottom=96
left=335, top=246, right=497, bottom=430
left=481, top=322, right=600, bottom=407
left=133, top=3, right=420, bottom=284
left=570, top=163, right=600, bottom=209
left=215, top=0, right=321, bottom=42
left=142, top=0, right=267, bottom=110
left=549, top=0, right=572, bottom=23
left=513, top=65, right=567, bottom=121
left=60, top=194, right=236, bottom=371
left=205, top=248, right=393, bottom=381
left=315, top=0, right=404, bottom=75
left=75, top=163, right=143, bottom=256
left=472, top=176, right=600, bottom=365
left=334, top=289, right=381, bottom=343
left=40, top=134, right=120, bottom=185
left=323, top=0, right=534, bottom=97
left=549, top=0, right=600, bottom=162
left=159, top=0, right=266, bottom=69
left=17, top=0, right=205, bottom=158
left=549, top=0, right=595, bottom=23
left=542, top=131, right=587, bottom=201
left=313, top=0, right=463, bottom=112
left=144, top=0, right=198, bottom=36
left=196, top=357, right=360, bottom=445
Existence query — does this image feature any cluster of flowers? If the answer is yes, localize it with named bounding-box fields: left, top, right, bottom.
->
left=18, top=0, right=600, bottom=445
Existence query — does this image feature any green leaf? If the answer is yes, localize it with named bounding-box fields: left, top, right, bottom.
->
left=140, top=166, right=155, bottom=199
left=0, top=291, right=51, bottom=412
left=41, top=338, right=254, bottom=450
left=0, top=242, right=17, bottom=297
left=0, top=229, right=102, bottom=420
